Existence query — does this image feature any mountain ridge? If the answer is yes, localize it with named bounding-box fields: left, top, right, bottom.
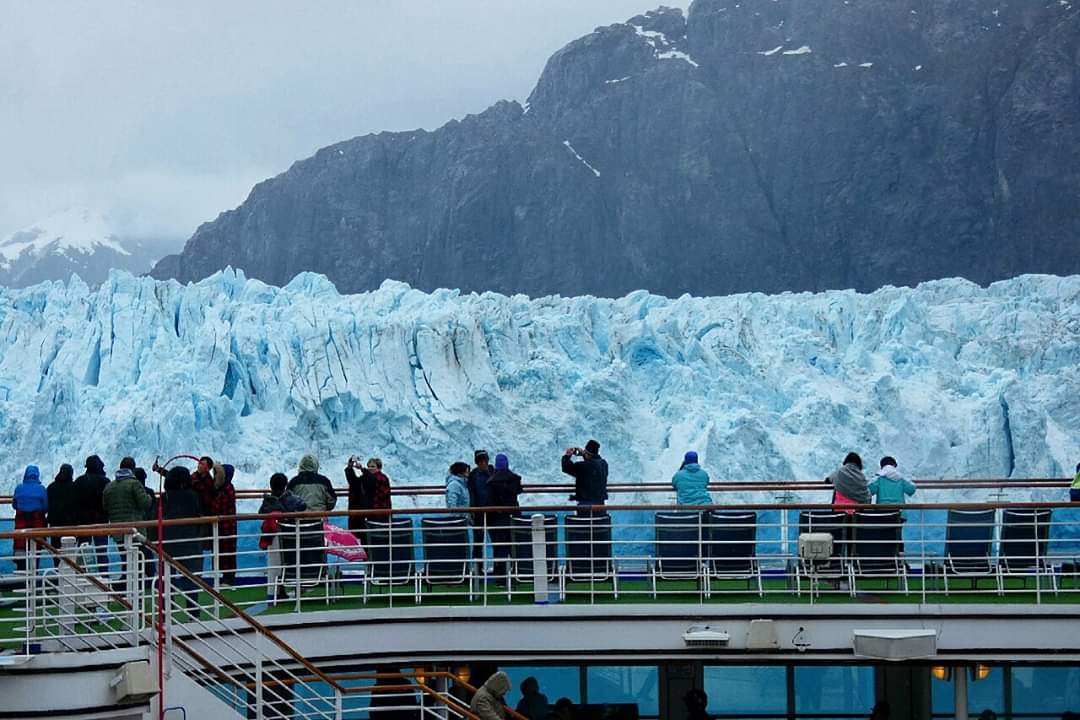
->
left=151, top=0, right=1080, bottom=298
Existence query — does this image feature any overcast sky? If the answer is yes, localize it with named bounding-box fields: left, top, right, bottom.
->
left=0, top=0, right=682, bottom=242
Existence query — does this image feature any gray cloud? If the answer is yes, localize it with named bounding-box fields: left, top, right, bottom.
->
left=0, top=0, right=679, bottom=240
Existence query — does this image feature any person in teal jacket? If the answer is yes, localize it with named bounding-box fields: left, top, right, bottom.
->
left=672, top=451, right=712, bottom=506
left=868, top=456, right=917, bottom=511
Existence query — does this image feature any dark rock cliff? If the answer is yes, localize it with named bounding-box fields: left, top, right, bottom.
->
left=152, top=0, right=1080, bottom=297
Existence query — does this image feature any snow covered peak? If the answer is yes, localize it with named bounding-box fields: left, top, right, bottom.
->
left=0, top=207, right=129, bottom=270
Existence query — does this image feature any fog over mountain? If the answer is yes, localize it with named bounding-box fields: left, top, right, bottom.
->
left=152, top=0, right=1080, bottom=298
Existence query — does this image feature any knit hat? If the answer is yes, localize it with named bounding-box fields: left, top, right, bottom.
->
left=584, top=439, right=600, bottom=455
left=298, top=454, right=320, bottom=473
left=683, top=451, right=699, bottom=465
left=474, top=449, right=489, bottom=463
left=223, top=464, right=235, bottom=483
left=495, top=453, right=509, bottom=471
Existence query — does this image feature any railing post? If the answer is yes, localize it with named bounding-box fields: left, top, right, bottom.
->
left=334, top=687, right=344, bottom=720
left=54, top=537, right=78, bottom=652
left=254, top=632, right=264, bottom=719
left=530, top=514, right=549, bottom=603
left=294, top=520, right=302, bottom=613
left=25, top=540, right=37, bottom=650
left=482, top=512, right=489, bottom=607
left=211, top=523, right=221, bottom=618
left=126, top=531, right=140, bottom=645
left=163, top=562, right=174, bottom=679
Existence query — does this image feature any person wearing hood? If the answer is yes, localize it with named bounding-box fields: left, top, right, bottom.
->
left=12, top=465, right=48, bottom=572
left=486, top=454, right=523, bottom=584
left=102, top=457, right=152, bottom=588
left=826, top=452, right=870, bottom=513
left=868, top=457, right=917, bottom=513
left=206, top=463, right=238, bottom=586
left=287, top=454, right=337, bottom=512
left=1071, top=463, right=1080, bottom=503
left=259, top=473, right=307, bottom=602
left=470, top=670, right=512, bottom=720
left=446, top=462, right=471, bottom=510
left=149, top=466, right=204, bottom=614
left=73, top=454, right=111, bottom=570
left=672, top=451, right=712, bottom=506
left=514, top=676, right=550, bottom=720
left=46, top=463, right=78, bottom=549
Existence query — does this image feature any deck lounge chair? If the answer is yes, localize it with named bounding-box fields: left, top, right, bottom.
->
left=650, top=511, right=705, bottom=597
left=363, top=517, right=419, bottom=603
left=997, top=508, right=1056, bottom=596
left=510, top=513, right=559, bottom=584
left=796, top=510, right=848, bottom=596
left=276, top=518, right=329, bottom=604
left=562, top=513, right=617, bottom=598
left=847, top=509, right=907, bottom=596
left=705, top=510, right=762, bottom=597
left=943, top=508, right=996, bottom=594
left=420, top=516, right=473, bottom=599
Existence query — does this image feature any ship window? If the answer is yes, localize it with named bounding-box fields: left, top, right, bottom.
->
left=585, top=665, right=659, bottom=717
left=1011, top=666, right=1080, bottom=717
left=503, top=666, right=581, bottom=708
left=931, top=666, right=1004, bottom=717
left=704, top=666, right=786, bottom=715
left=794, top=665, right=875, bottom=718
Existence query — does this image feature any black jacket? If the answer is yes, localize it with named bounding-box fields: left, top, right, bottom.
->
left=46, top=477, right=79, bottom=529
left=467, top=466, right=493, bottom=507
left=73, top=471, right=110, bottom=525
left=561, top=455, right=609, bottom=504
left=345, top=466, right=376, bottom=511
left=149, top=489, right=204, bottom=575
left=486, top=469, right=523, bottom=509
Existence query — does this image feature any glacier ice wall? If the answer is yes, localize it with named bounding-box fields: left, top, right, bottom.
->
left=1, top=270, right=1079, bottom=499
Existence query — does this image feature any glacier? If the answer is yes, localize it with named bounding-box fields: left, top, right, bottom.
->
left=1, top=270, right=1079, bottom=506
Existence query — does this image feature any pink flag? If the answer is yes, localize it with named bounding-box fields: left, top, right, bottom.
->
left=323, top=521, right=367, bottom=562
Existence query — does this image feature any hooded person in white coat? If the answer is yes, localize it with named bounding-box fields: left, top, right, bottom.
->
left=471, top=671, right=511, bottom=720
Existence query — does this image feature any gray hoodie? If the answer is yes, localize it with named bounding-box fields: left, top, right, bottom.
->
left=471, top=671, right=511, bottom=720
left=827, top=462, right=870, bottom=504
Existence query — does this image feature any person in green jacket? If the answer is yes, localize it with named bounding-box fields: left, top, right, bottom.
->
left=102, top=456, right=152, bottom=590
left=1071, top=463, right=1080, bottom=503
left=868, top=456, right=917, bottom=512
left=672, top=451, right=712, bottom=506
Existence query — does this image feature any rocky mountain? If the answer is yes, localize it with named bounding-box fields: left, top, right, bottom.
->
left=0, top=208, right=175, bottom=288
left=151, top=0, right=1080, bottom=298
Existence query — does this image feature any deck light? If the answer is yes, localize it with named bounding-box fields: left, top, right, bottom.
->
left=972, top=664, right=991, bottom=681
left=930, top=666, right=951, bottom=681
left=455, top=666, right=471, bottom=683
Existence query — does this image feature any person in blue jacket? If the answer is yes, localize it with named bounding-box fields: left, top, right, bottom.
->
left=13, top=465, right=49, bottom=572
left=672, top=451, right=712, bottom=506
left=446, top=462, right=471, bottom=510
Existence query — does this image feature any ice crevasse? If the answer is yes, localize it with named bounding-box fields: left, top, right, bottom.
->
left=0, top=269, right=1078, bottom=501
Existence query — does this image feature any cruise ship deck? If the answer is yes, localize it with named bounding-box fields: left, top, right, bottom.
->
left=1, top=478, right=1078, bottom=719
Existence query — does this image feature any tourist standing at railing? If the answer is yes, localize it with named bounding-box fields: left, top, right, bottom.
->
left=561, top=439, right=608, bottom=510
left=12, top=465, right=48, bottom=572
left=207, top=463, right=238, bottom=586
left=102, top=457, right=152, bottom=589
left=190, top=456, right=216, bottom=515
left=672, top=451, right=712, bottom=506
left=150, top=466, right=203, bottom=615
left=1072, top=463, right=1080, bottom=502
left=446, top=461, right=471, bottom=510
left=288, top=454, right=337, bottom=512
left=259, top=472, right=307, bottom=602
left=826, top=452, right=870, bottom=513
left=469, top=450, right=494, bottom=559
left=45, top=463, right=77, bottom=550
left=868, top=457, right=916, bottom=513
left=345, top=456, right=391, bottom=541
left=471, top=670, right=512, bottom=720
left=73, top=454, right=110, bottom=570
left=487, top=453, right=523, bottom=584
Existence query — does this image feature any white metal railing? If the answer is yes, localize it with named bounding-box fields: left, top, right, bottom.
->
left=4, top=498, right=1078, bottom=638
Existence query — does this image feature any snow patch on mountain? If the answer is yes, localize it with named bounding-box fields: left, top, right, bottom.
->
left=0, top=208, right=129, bottom=269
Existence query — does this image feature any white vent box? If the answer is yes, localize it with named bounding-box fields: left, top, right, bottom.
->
left=682, top=625, right=731, bottom=648
left=112, top=661, right=158, bottom=702
left=852, top=629, right=938, bottom=661
left=798, top=533, right=834, bottom=560
left=747, top=619, right=780, bottom=650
